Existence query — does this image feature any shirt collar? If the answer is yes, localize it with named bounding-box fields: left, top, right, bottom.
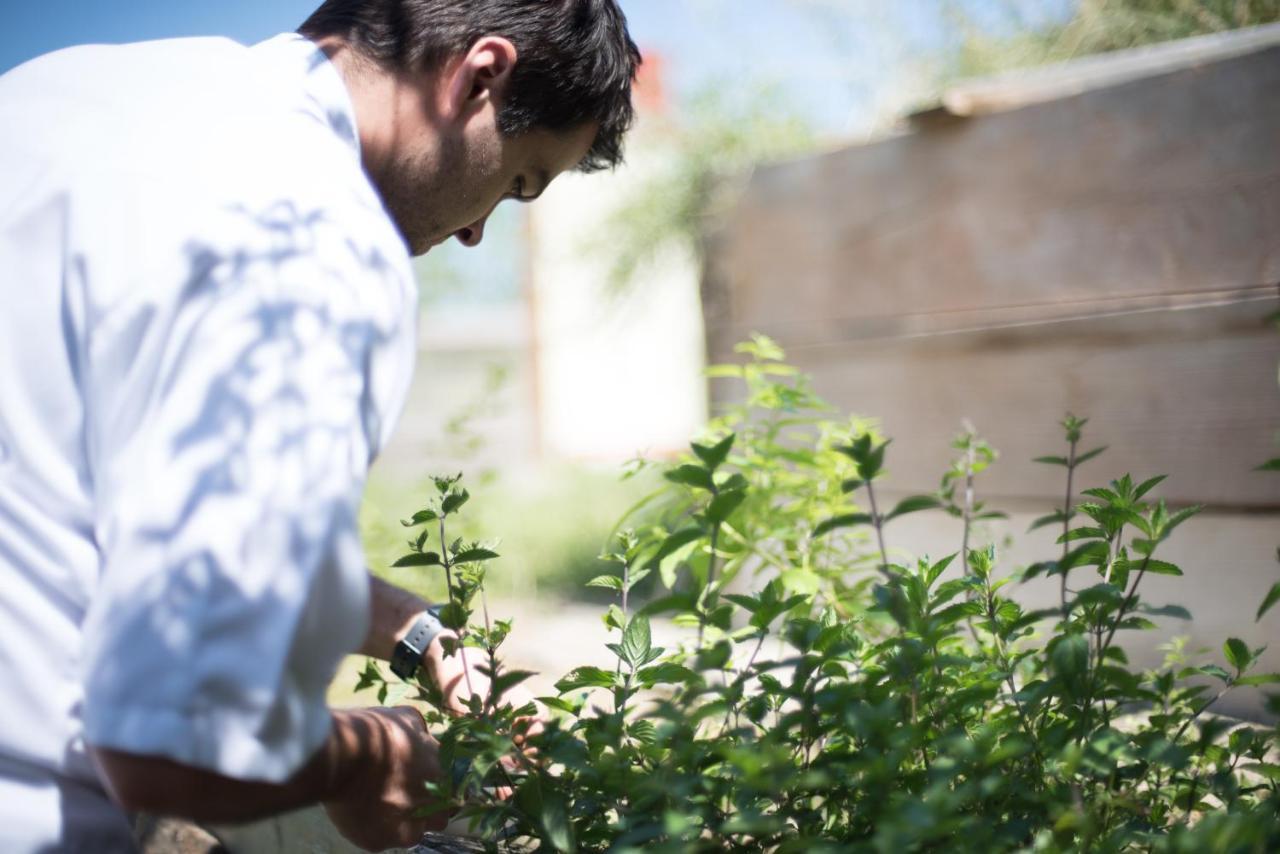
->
left=251, top=33, right=362, bottom=162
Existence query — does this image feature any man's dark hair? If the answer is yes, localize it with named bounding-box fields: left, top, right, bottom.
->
left=299, top=0, right=641, bottom=172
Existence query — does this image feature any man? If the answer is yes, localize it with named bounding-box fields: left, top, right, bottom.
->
left=0, top=0, right=640, bottom=850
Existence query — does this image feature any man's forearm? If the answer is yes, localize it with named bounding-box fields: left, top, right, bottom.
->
left=360, top=574, right=434, bottom=661
left=89, top=709, right=387, bottom=823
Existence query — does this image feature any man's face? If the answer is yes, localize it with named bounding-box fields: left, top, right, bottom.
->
left=375, top=116, right=598, bottom=257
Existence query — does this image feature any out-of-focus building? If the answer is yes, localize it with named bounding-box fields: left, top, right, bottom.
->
left=374, top=50, right=705, bottom=485
left=701, top=23, right=1280, bottom=718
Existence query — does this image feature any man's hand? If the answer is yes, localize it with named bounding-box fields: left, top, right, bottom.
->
left=323, top=706, right=448, bottom=852
left=89, top=705, right=446, bottom=850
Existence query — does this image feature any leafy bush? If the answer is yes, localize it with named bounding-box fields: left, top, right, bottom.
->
left=358, top=336, right=1280, bottom=852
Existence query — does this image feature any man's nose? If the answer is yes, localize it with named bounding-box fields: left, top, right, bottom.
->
left=453, top=216, right=487, bottom=248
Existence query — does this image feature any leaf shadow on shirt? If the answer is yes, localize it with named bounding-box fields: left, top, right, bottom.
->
left=84, top=197, right=410, bottom=776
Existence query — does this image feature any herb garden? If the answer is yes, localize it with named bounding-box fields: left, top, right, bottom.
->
left=358, top=336, right=1280, bottom=852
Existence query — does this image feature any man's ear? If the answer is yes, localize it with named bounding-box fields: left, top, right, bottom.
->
left=442, top=36, right=517, bottom=121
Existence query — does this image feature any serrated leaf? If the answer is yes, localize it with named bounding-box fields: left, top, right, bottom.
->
left=1156, top=505, right=1203, bottom=540
left=555, top=666, right=618, bottom=693
left=691, top=433, right=735, bottom=470
left=1235, top=673, right=1280, bottom=687
left=400, top=509, right=438, bottom=527
left=453, top=547, right=499, bottom=563
left=637, top=663, right=697, bottom=687
left=602, top=604, right=626, bottom=631
left=441, top=489, right=470, bottom=515
left=1138, top=559, right=1182, bottom=576
left=1057, top=526, right=1106, bottom=544
left=664, top=463, right=715, bottom=491
left=886, top=495, right=942, bottom=521
left=1133, top=474, right=1167, bottom=499
left=621, top=614, right=652, bottom=667
left=586, top=575, right=624, bottom=592
left=813, top=512, right=873, bottom=538
left=1224, top=637, right=1251, bottom=672
left=392, top=551, right=442, bottom=568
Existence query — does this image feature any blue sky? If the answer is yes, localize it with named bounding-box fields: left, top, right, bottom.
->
left=1, top=1, right=1072, bottom=305
left=1, top=1, right=1072, bottom=134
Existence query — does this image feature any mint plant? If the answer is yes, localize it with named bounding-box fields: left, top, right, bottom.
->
left=359, top=337, right=1280, bottom=852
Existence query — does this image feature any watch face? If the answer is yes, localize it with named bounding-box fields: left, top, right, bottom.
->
left=391, top=641, right=419, bottom=680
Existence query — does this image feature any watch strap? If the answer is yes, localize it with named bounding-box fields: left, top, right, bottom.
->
left=390, top=605, right=445, bottom=681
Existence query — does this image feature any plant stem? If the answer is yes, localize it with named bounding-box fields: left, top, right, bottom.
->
left=1064, top=435, right=1075, bottom=622
left=863, top=480, right=890, bottom=574
left=439, top=514, right=476, bottom=703
left=698, top=519, right=721, bottom=647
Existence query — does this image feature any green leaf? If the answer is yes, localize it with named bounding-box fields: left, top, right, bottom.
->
left=664, top=463, right=715, bottom=491
left=452, top=547, right=499, bottom=563
left=1234, top=673, right=1280, bottom=687
left=1255, top=458, right=1280, bottom=472
left=651, top=527, right=703, bottom=567
left=1051, top=633, right=1090, bottom=681
left=1137, top=603, right=1192, bottom=620
left=1257, top=581, right=1280, bottom=622
left=1134, top=475, right=1167, bottom=500
left=1116, top=558, right=1182, bottom=578
left=1029, top=510, right=1070, bottom=532
left=441, top=489, right=470, bottom=515
left=1240, top=762, right=1280, bottom=781
left=1075, top=446, right=1107, bottom=465
left=636, top=663, right=697, bottom=688
left=886, top=495, right=942, bottom=521
left=489, top=669, right=537, bottom=701
left=400, top=509, right=438, bottom=527
left=1056, top=526, right=1105, bottom=544
left=537, top=695, right=582, bottom=714
left=1224, top=637, right=1251, bottom=672
left=925, top=553, right=957, bottom=586
left=586, top=574, right=624, bottom=592
left=392, top=551, right=442, bottom=568
left=555, top=666, right=619, bottom=693
left=705, top=489, right=747, bottom=524
left=691, top=433, right=735, bottom=470
left=813, top=513, right=873, bottom=538
left=621, top=614, right=652, bottom=667
left=1033, top=455, right=1069, bottom=466
left=603, top=604, right=626, bottom=631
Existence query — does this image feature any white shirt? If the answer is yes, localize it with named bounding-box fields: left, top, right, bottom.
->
left=0, top=33, right=417, bottom=851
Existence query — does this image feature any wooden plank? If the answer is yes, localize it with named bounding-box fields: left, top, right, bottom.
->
left=937, top=21, right=1280, bottom=116
left=707, top=44, right=1280, bottom=356
left=709, top=301, right=1280, bottom=508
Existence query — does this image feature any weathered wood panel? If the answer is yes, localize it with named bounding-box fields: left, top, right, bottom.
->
left=703, top=36, right=1280, bottom=508
left=709, top=46, right=1280, bottom=346
left=786, top=301, right=1280, bottom=506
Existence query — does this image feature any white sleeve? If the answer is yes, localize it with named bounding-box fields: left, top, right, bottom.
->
left=78, top=189, right=416, bottom=782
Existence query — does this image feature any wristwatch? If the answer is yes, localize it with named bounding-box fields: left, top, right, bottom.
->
left=390, top=605, right=446, bottom=681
